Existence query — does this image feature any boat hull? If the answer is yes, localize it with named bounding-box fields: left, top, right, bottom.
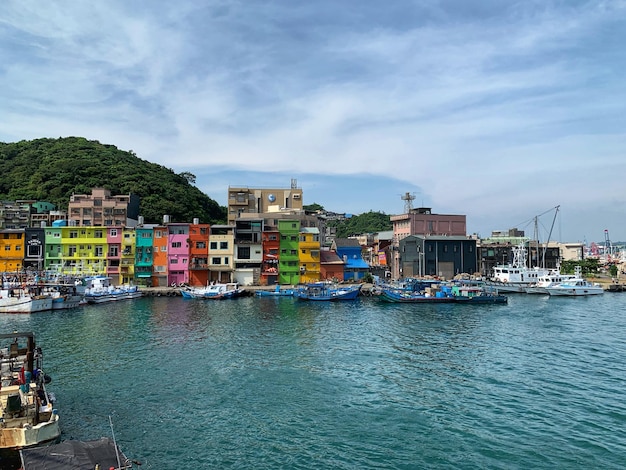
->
left=51, top=294, right=84, bottom=310
left=0, top=297, right=53, bottom=314
left=294, top=284, right=362, bottom=301
left=0, top=413, right=60, bottom=450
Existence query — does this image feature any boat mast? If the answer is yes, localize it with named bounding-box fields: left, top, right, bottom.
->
left=542, top=205, right=560, bottom=268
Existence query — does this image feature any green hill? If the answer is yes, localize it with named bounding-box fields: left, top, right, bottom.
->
left=0, top=137, right=226, bottom=224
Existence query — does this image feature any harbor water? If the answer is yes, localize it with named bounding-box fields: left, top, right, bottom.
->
left=1, top=293, right=625, bottom=469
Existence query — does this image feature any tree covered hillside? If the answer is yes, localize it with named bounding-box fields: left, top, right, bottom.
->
left=0, top=137, right=226, bottom=224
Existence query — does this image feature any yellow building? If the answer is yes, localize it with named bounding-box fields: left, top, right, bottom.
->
left=120, top=227, right=136, bottom=284
left=0, top=230, right=24, bottom=273
left=60, top=226, right=107, bottom=276
left=299, top=227, right=321, bottom=283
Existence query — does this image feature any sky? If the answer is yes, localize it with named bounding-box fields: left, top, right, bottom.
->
left=1, top=1, right=625, bottom=243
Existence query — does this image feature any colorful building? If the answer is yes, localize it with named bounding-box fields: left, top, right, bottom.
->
left=0, top=229, right=24, bottom=272
left=278, top=219, right=300, bottom=285
left=299, top=227, right=320, bottom=283
left=208, top=225, right=235, bottom=283
left=188, top=221, right=210, bottom=286
left=134, top=225, right=154, bottom=286
left=167, top=223, right=190, bottom=286
left=260, top=228, right=280, bottom=286
left=151, top=225, right=168, bottom=287
left=60, top=226, right=107, bottom=276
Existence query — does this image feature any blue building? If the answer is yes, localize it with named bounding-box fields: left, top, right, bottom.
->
left=332, top=238, right=370, bottom=281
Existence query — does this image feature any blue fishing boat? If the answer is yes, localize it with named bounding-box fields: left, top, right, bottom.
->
left=294, top=283, right=362, bottom=301
left=379, top=288, right=455, bottom=303
left=255, top=285, right=295, bottom=297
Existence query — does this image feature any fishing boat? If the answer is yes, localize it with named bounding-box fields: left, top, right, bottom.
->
left=0, top=286, right=53, bottom=314
left=0, top=332, right=60, bottom=450
left=379, top=283, right=507, bottom=304
left=181, top=282, right=243, bottom=300
left=379, top=288, right=455, bottom=303
left=294, top=283, right=362, bottom=301
left=82, top=276, right=142, bottom=304
left=489, top=243, right=553, bottom=292
left=46, top=285, right=84, bottom=310
left=255, top=285, right=295, bottom=297
left=451, top=285, right=508, bottom=304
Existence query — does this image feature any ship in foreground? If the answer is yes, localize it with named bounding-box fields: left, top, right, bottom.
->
left=0, top=331, right=60, bottom=450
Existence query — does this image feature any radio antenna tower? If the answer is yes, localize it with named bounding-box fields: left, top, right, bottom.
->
left=401, top=192, right=416, bottom=213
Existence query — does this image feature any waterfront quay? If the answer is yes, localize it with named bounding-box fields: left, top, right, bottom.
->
left=141, top=283, right=379, bottom=297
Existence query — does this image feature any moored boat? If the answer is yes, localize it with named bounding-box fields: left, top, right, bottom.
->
left=490, top=243, right=553, bottom=292
left=255, top=285, right=295, bottom=297
left=294, top=283, right=362, bottom=301
left=525, top=272, right=578, bottom=295
left=82, top=276, right=142, bottom=304
left=181, top=282, right=243, bottom=300
left=451, top=285, right=508, bottom=303
left=0, top=286, right=53, bottom=314
left=0, top=332, right=60, bottom=450
left=546, top=279, right=604, bottom=296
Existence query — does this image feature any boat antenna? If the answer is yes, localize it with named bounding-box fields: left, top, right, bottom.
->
left=109, top=415, right=123, bottom=470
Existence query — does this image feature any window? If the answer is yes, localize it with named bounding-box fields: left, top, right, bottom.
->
left=110, top=229, right=117, bottom=237
left=68, top=247, right=76, bottom=256
left=196, top=241, right=206, bottom=249
left=109, top=246, right=119, bottom=257
left=210, top=242, right=218, bottom=250
left=95, top=246, right=103, bottom=257
left=69, top=231, right=78, bottom=239
left=4, top=245, right=10, bottom=251
left=220, top=241, right=228, bottom=250
left=211, top=257, right=221, bottom=265
left=171, top=259, right=178, bottom=264
left=161, top=246, right=167, bottom=252
left=15, top=245, right=21, bottom=252
left=224, top=257, right=229, bottom=265
left=172, top=242, right=182, bottom=248
left=238, top=246, right=250, bottom=259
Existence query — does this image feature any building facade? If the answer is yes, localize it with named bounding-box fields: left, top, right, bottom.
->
left=68, top=188, right=140, bottom=227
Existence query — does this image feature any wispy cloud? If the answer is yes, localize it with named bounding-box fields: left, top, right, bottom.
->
left=1, top=0, right=626, bottom=240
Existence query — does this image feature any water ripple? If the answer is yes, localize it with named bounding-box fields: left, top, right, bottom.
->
left=1, top=294, right=625, bottom=468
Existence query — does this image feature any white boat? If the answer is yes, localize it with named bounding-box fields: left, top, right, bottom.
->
left=0, top=332, right=60, bottom=450
left=525, top=272, right=578, bottom=295
left=545, top=268, right=604, bottom=296
left=546, top=278, right=604, bottom=296
left=490, top=243, right=553, bottom=292
left=82, top=276, right=142, bottom=304
left=181, top=282, right=243, bottom=300
left=0, top=286, right=53, bottom=314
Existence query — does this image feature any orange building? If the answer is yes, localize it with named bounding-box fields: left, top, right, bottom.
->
left=188, top=221, right=210, bottom=286
left=151, top=225, right=168, bottom=287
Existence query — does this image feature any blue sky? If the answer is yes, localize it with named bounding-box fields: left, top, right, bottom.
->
left=2, top=1, right=625, bottom=243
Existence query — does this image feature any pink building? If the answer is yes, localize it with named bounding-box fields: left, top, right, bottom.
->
left=106, top=226, right=124, bottom=283
left=167, top=223, right=190, bottom=286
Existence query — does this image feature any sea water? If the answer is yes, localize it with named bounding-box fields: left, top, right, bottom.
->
left=1, top=293, right=625, bottom=469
